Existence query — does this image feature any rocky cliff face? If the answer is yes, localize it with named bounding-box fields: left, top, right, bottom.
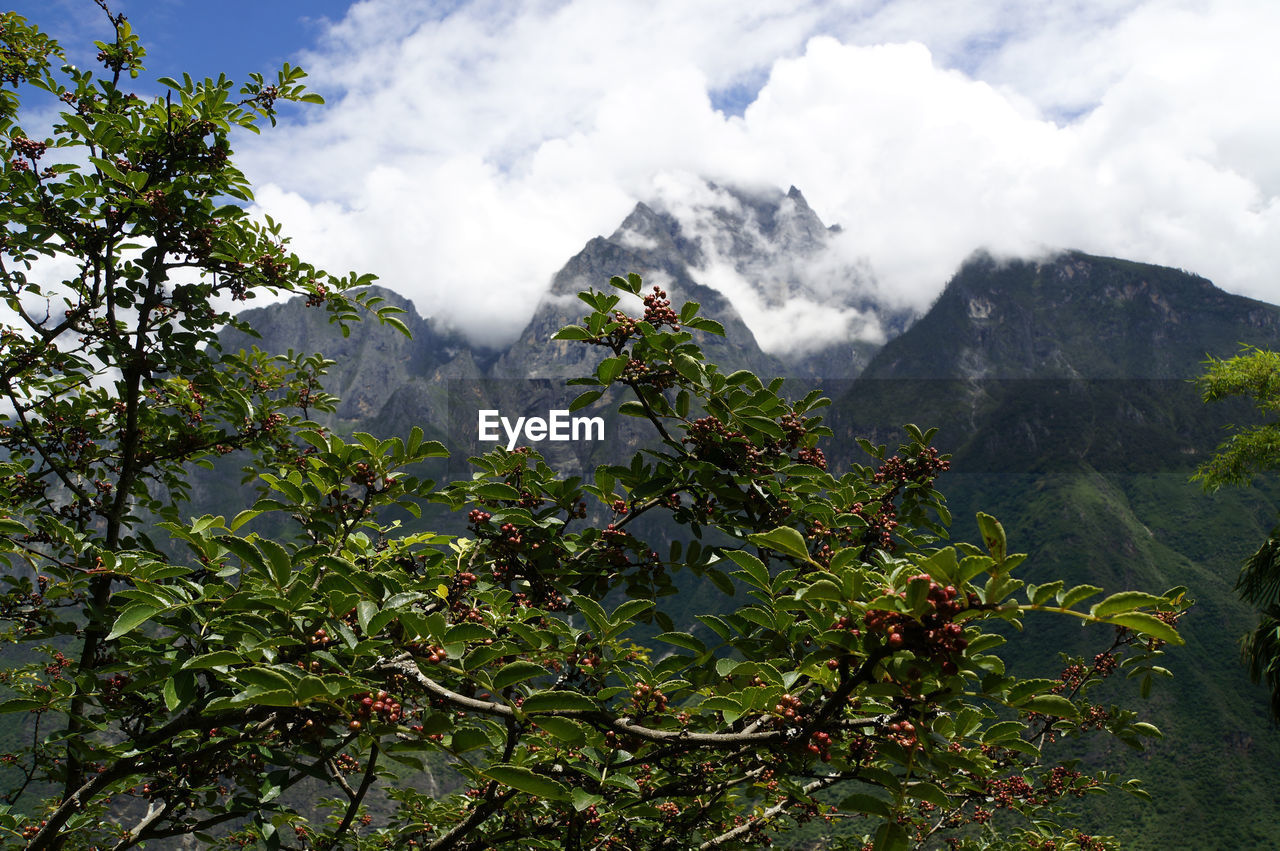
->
left=862, top=250, right=1280, bottom=380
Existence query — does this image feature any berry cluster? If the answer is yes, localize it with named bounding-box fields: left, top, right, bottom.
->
left=684, top=415, right=767, bottom=474
left=773, top=693, right=805, bottom=722
left=630, top=682, right=668, bottom=714
left=10, top=136, right=47, bottom=159
left=421, top=644, right=449, bottom=664
left=620, top=357, right=676, bottom=389
left=797, top=446, right=826, bottom=470
left=349, top=689, right=405, bottom=729
left=873, top=447, right=951, bottom=486
left=642, top=286, right=680, bottom=330
left=865, top=574, right=969, bottom=674
left=806, top=730, right=832, bottom=761
left=885, top=719, right=918, bottom=749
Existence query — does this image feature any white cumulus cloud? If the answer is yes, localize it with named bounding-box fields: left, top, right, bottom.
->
left=236, top=0, right=1280, bottom=350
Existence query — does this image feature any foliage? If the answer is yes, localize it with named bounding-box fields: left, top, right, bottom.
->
left=0, top=7, right=1189, bottom=850
left=1195, top=345, right=1280, bottom=720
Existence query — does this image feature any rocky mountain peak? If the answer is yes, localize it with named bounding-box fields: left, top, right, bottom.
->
left=863, top=250, right=1280, bottom=379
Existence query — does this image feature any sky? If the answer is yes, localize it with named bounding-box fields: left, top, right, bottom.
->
left=11, top=0, right=1280, bottom=351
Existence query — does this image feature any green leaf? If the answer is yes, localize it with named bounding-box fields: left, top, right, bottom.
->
left=181, top=651, right=245, bottom=670
left=674, top=353, right=703, bottom=384
left=1090, top=591, right=1166, bottom=619
left=597, top=356, right=627, bottom=384
left=742, top=415, right=784, bottom=440
left=611, top=598, right=654, bottom=627
left=445, top=622, right=495, bottom=644
left=572, top=788, right=604, bottom=812
left=106, top=603, right=162, bottom=640
left=257, top=538, right=293, bottom=587
left=484, top=764, right=570, bottom=801
left=982, top=720, right=1025, bottom=742
left=0, top=698, right=43, bottom=713
left=800, top=579, right=844, bottom=602
left=874, top=821, right=909, bottom=851
left=575, top=595, right=609, bottom=635
left=553, top=326, right=594, bottom=341
left=905, top=781, right=950, bottom=808
left=534, top=715, right=587, bottom=745
left=1030, top=580, right=1064, bottom=607
left=1107, top=611, right=1183, bottom=645
left=976, top=512, right=1006, bottom=562
left=1058, top=583, right=1104, bottom=609
left=724, top=550, right=770, bottom=590
left=493, top=661, right=546, bottom=691
left=229, top=509, right=261, bottom=532
left=1019, top=694, right=1078, bottom=719
left=569, top=389, right=603, bottom=412
left=451, top=727, right=489, bottom=753
left=357, top=600, right=379, bottom=634
left=838, top=793, right=892, bottom=818
left=747, top=527, right=812, bottom=562
left=475, top=483, right=521, bottom=501
left=240, top=688, right=298, bottom=707
left=655, top=631, right=705, bottom=653
left=521, top=690, right=597, bottom=713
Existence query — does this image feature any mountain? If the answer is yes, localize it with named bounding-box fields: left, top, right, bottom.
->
left=211, top=195, right=1280, bottom=848
left=861, top=249, right=1280, bottom=379
left=216, top=183, right=897, bottom=481
left=825, top=250, right=1280, bottom=849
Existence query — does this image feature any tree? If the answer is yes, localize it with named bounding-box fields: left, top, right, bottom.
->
left=1, top=7, right=1188, bottom=849
left=1194, top=345, right=1280, bottom=720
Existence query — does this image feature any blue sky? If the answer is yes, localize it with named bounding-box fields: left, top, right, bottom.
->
left=10, top=1, right=1280, bottom=350
left=8, top=1, right=349, bottom=85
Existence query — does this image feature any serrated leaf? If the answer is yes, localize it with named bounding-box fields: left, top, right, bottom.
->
left=1090, top=591, right=1166, bottom=619
left=229, top=509, right=261, bottom=532
left=838, top=793, right=892, bottom=818
left=747, top=527, right=811, bottom=562
left=575, top=595, right=609, bottom=635
left=1058, top=583, right=1103, bottom=609
left=976, top=513, right=1006, bottom=562
left=239, top=688, right=298, bottom=707
left=572, top=788, right=604, bottom=812
left=874, top=821, right=909, bottom=851
left=1030, top=580, right=1063, bottom=607
left=182, top=651, right=245, bottom=670
left=1107, top=611, right=1183, bottom=645
left=484, top=764, right=570, bottom=801
left=521, top=690, right=597, bottom=713
left=982, top=720, right=1024, bottom=742
left=569, top=389, right=603, bottom=412
left=800, top=579, right=844, bottom=602
left=163, top=678, right=180, bottom=712
left=553, top=326, right=594, bottom=341
left=1019, top=694, right=1078, bottom=718
left=906, top=781, right=950, bottom=808
left=724, top=550, right=770, bottom=590
left=106, top=603, right=161, bottom=640
left=451, top=727, right=489, bottom=753
left=475, top=482, right=521, bottom=501
left=535, top=715, right=586, bottom=745
left=655, top=631, right=705, bottom=653
left=493, top=661, right=546, bottom=691
left=611, top=598, right=654, bottom=626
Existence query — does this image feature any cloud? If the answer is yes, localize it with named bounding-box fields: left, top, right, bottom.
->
left=238, top=0, right=1280, bottom=350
